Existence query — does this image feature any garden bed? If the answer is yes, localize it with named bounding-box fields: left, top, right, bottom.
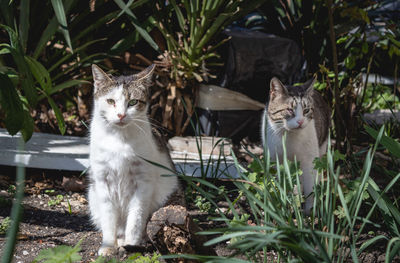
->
left=0, top=161, right=399, bottom=262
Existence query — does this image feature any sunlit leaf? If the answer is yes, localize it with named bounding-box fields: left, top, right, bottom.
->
left=51, top=0, right=73, bottom=52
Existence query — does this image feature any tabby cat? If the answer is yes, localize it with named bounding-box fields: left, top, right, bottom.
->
left=261, top=77, right=330, bottom=213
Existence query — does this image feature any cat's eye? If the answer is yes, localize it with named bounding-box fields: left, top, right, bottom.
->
left=107, top=99, right=115, bottom=105
left=128, top=99, right=138, bottom=107
left=303, top=108, right=310, bottom=114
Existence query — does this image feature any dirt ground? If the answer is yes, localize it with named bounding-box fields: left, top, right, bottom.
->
left=0, top=168, right=239, bottom=263
left=0, top=166, right=399, bottom=263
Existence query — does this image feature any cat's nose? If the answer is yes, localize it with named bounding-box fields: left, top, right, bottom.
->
left=117, top=113, right=126, bottom=120
left=297, top=119, right=304, bottom=126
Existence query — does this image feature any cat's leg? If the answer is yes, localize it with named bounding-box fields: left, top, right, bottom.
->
left=300, top=158, right=318, bottom=215
left=295, top=139, right=319, bottom=215
left=319, top=139, right=328, bottom=157
left=116, top=221, right=126, bottom=247
left=89, top=179, right=118, bottom=256
left=123, top=181, right=153, bottom=246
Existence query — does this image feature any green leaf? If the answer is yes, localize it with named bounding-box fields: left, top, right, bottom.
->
left=37, top=80, right=89, bottom=101
left=25, top=56, right=52, bottom=93
left=0, top=72, right=24, bottom=135
left=18, top=0, right=30, bottom=51
left=0, top=0, right=14, bottom=27
left=46, top=95, right=66, bottom=135
left=113, top=0, right=160, bottom=53
left=51, top=0, right=73, bottom=52
left=33, top=17, right=59, bottom=59
left=0, top=24, right=37, bottom=106
left=21, top=108, right=34, bottom=142
left=33, top=0, right=75, bottom=59
left=365, top=125, right=400, bottom=158
left=35, top=241, right=82, bottom=263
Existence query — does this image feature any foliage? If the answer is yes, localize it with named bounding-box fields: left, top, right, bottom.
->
left=0, top=0, right=154, bottom=140
left=176, top=127, right=400, bottom=262
left=48, top=194, right=64, bottom=207
left=194, top=195, right=212, bottom=213
left=33, top=243, right=161, bottom=263
left=136, top=0, right=267, bottom=134
left=33, top=240, right=82, bottom=263
left=1, top=139, right=25, bottom=263
left=259, top=0, right=400, bottom=153
left=0, top=217, right=11, bottom=235
left=95, top=253, right=161, bottom=263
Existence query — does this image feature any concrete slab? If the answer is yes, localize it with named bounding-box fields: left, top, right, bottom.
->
left=0, top=129, right=238, bottom=178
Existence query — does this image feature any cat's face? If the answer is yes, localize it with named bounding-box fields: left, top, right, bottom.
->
left=91, top=64, right=155, bottom=128
left=267, top=77, right=315, bottom=131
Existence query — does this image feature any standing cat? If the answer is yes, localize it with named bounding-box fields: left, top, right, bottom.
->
left=88, top=64, right=178, bottom=256
left=261, top=77, right=330, bottom=213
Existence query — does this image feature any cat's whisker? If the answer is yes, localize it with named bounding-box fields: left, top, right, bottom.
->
left=138, top=117, right=169, bottom=132
left=133, top=118, right=166, bottom=130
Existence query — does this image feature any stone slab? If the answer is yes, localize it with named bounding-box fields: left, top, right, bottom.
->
left=0, top=129, right=237, bottom=178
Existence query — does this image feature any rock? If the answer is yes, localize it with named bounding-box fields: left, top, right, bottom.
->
left=360, top=253, right=376, bottom=263
left=146, top=205, right=216, bottom=261
left=61, top=176, right=86, bottom=192
left=22, top=250, right=29, bottom=256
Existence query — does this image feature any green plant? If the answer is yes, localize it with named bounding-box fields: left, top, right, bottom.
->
left=0, top=0, right=155, bottom=140
left=48, top=194, right=64, bottom=207
left=33, top=242, right=161, bottom=263
left=0, top=217, right=11, bottom=235
left=1, top=139, right=25, bottom=263
left=6, top=185, right=16, bottom=196
left=44, top=189, right=56, bottom=195
left=33, top=240, right=82, bottom=263
left=194, top=195, right=212, bottom=213
left=172, top=126, right=400, bottom=262
left=115, top=0, right=267, bottom=134
left=123, top=253, right=160, bottom=263
left=0, top=1, right=88, bottom=140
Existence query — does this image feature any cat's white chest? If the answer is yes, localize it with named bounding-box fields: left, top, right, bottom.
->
left=266, top=120, right=319, bottom=161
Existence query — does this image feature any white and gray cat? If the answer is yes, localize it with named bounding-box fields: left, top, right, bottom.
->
left=88, top=64, right=178, bottom=256
left=261, top=77, right=330, bottom=213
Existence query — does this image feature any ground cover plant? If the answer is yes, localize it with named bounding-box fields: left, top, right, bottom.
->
left=169, top=126, right=400, bottom=262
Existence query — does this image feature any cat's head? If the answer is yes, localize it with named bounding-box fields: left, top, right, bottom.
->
left=91, top=64, right=155, bottom=128
left=267, top=77, right=315, bottom=131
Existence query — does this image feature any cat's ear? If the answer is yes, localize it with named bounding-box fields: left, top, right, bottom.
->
left=134, top=64, right=156, bottom=87
left=305, top=77, right=316, bottom=95
left=270, top=77, right=287, bottom=100
left=92, top=64, right=112, bottom=89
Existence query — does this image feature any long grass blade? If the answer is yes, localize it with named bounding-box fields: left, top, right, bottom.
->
left=18, top=0, right=29, bottom=51
left=113, top=0, right=160, bottom=52
left=365, top=125, right=400, bottom=158
left=0, top=139, right=25, bottom=263
left=51, top=0, right=73, bottom=52
left=45, top=95, right=66, bottom=135
left=25, top=56, right=52, bottom=93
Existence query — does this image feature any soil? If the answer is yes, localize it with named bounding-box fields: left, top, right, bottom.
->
left=0, top=166, right=399, bottom=263
left=0, top=167, right=239, bottom=263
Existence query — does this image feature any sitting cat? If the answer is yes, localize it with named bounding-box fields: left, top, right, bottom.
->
left=261, top=77, right=330, bottom=213
left=88, top=64, right=178, bottom=256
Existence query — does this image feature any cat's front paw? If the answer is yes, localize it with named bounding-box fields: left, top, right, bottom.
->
left=117, top=238, right=125, bottom=247
left=98, top=245, right=117, bottom=256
